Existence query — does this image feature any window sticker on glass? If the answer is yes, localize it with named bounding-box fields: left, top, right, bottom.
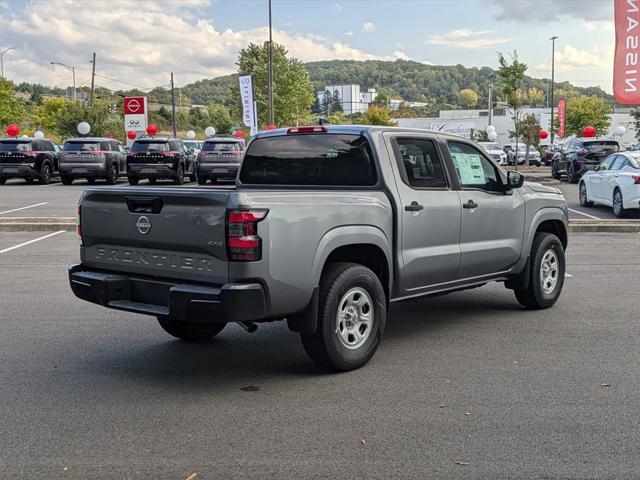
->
left=451, top=153, right=486, bottom=185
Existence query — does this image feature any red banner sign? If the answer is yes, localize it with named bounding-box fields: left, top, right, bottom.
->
left=614, top=0, right=640, bottom=104
left=123, top=97, right=146, bottom=115
left=557, top=98, right=566, bottom=137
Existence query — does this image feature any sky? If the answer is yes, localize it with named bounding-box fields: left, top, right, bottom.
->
left=0, top=0, right=616, bottom=93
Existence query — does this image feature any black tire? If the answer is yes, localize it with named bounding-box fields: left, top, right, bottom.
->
left=514, top=232, right=565, bottom=309
left=25, top=178, right=34, bottom=184
left=127, top=176, right=139, bottom=185
left=174, top=165, right=184, bottom=185
left=157, top=316, right=227, bottom=342
left=61, top=175, right=73, bottom=185
left=106, top=164, right=118, bottom=185
left=197, top=173, right=208, bottom=185
left=39, top=163, right=52, bottom=184
left=578, top=182, right=593, bottom=207
left=567, top=163, right=579, bottom=184
left=613, top=188, right=627, bottom=218
left=301, top=262, right=387, bottom=371
left=551, top=162, right=561, bottom=180
left=148, top=178, right=157, bottom=185
left=0, top=177, right=6, bottom=185
left=86, top=177, right=96, bottom=185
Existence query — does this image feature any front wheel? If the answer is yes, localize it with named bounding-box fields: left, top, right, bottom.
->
left=514, top=232, right=565, bottom=309
left=301, top=262, right=386, bottom=371
left=157, top=316, right=227, bottom=342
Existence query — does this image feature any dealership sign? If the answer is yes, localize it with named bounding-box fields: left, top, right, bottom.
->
left=123, top=97, right=148, bottom=131
left=614, top=0, right=640, bottom=104
left=557, top=98, right=566, bottom=137
left=430, top=122, right=475, bottom=138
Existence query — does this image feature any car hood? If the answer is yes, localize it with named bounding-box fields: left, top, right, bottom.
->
left=524, top=181, right=562, bottom=195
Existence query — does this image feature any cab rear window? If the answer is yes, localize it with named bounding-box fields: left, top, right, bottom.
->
left=0, top=141, right=31, bottom=152
left=63, top=142, right=99, bottom=152
left=131, top=142, right=169, bottom=153
left=240, top=134, right=377, bottom=186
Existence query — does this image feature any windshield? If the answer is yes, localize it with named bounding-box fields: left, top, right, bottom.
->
left=131, top=141, right=169, bottom=153
left=202, top=141, right=238, bottom=152
left=62, top=141, right=99, bottom=152
left=240, top=133, right=377, bottom=186
left=0, top=141, right=31, bottom=152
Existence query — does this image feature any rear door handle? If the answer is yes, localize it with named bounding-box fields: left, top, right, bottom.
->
left=405, top=201, right=424, bottom=212
left=463, top=200, right=479, bottom=209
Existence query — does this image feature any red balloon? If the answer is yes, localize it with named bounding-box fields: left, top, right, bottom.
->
left=234, top=130, right=245, bottom=138
left=539, top=130, right=549, bottom=140
left=583, top=126, right=596, bottom=138
left=265, top=124, right=277, bottom=130
left=6, top=124, right=20, bottom=137
left=127, top=131, right=137, bottom=140
left=146, top=124, right=158, bottom=136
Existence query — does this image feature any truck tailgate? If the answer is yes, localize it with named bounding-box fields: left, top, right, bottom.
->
left=80, top=187, right=230, bottom=284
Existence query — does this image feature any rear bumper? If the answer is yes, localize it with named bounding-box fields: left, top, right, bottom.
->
left=0, top=164, right=41, bottom=178
left=68, top=264, right=267, bottom=322
left=60, top=163, right=105, bottom=178
left=128, top=163, right=177, bottom=179
left=198, top=163, right=239, bottom=178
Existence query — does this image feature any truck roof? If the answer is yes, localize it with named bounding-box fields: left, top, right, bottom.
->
left=252, top=124, right=469, bottom=142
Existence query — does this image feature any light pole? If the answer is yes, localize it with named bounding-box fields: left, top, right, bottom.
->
left=50, top=62, right=76, bottom=100
left=1, top=46, right=15, bottom=78
left=267, top=0, right=274, bottom=126
left=549, top=36, right=558, bottom=145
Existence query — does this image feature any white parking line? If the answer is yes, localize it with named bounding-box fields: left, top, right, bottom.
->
left=568, top=208, right=601, bottom=220
left=0, top=230, right=66, bottom=254
left=0, top=202, right=48, bottom=215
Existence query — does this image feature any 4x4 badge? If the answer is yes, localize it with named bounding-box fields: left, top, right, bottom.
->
left=136, top=216, right=151, bottom=235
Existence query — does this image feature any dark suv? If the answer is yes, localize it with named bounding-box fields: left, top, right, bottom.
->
left=59, top=137, right=126, bottom=185
left=127, top=137, right=195, bottom=185
left=0, top=138, right=58, bottom=185
left=552, top=138, right=620, bottom=183
left=196, top=137, right=246, bottom=184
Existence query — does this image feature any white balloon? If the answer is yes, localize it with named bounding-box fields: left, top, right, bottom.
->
left=186, top=130, right=196, bottom=139
left=77, top=122, right=90, bottom=135
left=204, top=126, right=216, bottom=137
left=34, top=130, right=45, bottom=139
left=20, top=134, right=29, bottom=138
left=614, top=125, right=626, bottom=136
left=486, top=125, right=496, bottom=134
left=488, top=131, right=498, bottom=141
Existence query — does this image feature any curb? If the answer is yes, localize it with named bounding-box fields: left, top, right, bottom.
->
left=568, top=219, right=640, bottom=233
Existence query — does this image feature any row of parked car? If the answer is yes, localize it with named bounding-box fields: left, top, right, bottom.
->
left=0, top=135, right=246, bottom=186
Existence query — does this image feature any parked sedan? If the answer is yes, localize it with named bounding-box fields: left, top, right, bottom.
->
left=579, top=152, right=640, bottom=218
left=553, top=138, right=620, bottom=183
left=0, top=137, right=58, bottom=184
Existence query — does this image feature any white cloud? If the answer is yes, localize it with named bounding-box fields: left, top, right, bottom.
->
left=582, top=20, right=614, bottom=32
left=533, top=44, right=614, bottom=73
left=422, top=60, right=433, bottom=66
left=392, top=50, right=410, bottom=61
left=1, top=0, right=402, bottom=89
left=362, top=22, right=376, bottom=32
left=485, top=0, right=612, bottom=22
left=427, top=29, right=512, bottom=49
left=344, top=30, right=354, bottom=36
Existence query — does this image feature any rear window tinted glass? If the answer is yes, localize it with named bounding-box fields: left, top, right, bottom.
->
left=0, top=141, right=31, bottom=152
left=131, top=141, right=169, bottom=153
left=63, top=141, right=99, bottom=152
left=584, top=141, right=619, bottom=153
left=203, top=141, right=239, bottom=152
left=240, top=134, right=377, bottom=186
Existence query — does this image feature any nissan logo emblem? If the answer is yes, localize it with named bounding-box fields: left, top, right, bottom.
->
left=136, top=216, right=152, bottom=235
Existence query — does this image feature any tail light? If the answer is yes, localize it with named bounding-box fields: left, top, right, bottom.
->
left=633, top=175, right=640, bottom=184
left=226, top=209, right=268, bottom=261
left=287, top=126, right=326, bottom=134
left=161, top=152, right=177, bottom=157
left=76, top=204, right=82, bottom=245
left=20, top=152, right=38, bottom=157
left=232, top=151, right=244, bottom=157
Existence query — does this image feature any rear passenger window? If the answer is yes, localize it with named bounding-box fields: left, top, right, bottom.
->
left=610, top=155, right=626, bottom=170
left=393, top=138, right=447, bottom=188
left=100, top=142, right=110, bottom=151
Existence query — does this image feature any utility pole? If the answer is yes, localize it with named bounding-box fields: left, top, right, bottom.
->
left=89, top=52, right=96, bottom=107
left=267, top=0, right=274, bottom=126
left=487, top=85, right=493, bottom=127
left=171, top=72, right=177, bottom=137
left=549, top=36, right=558, bottom=145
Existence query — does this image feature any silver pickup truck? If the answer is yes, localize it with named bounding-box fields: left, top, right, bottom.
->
left=69, top=126, right=569, bottom=371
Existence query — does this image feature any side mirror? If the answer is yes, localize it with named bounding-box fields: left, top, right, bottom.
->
left=506, top=171, right=525, bottom=189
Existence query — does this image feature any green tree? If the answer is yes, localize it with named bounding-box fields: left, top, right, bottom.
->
left=207, top=104, right=233, bottom=134
left=497, top=51, right=527, bottom=166
left=563, top=96, right=611, bottom=137
left=0, top=79, right=26, bottom=127
left=526, top=87, right=545, bottom=107
left=631, top=108, right=640, bottom=142
left=360, top=106, right=396, bottom=126
left=34, top=97, right=71, bottom=135
left=457, top=88, right=479, bottom=109
left=470, top=129, right=489, bottom=142
left=236, top=42, right=315, bottom=127
left=512, top=113, right=541, bottom=165
left=55, top=99, right=122, bottom=140
left=331, top=90, right=343, bottom=113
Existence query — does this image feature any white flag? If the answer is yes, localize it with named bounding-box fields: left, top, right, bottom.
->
left=239, top=75, right=257, bottom=132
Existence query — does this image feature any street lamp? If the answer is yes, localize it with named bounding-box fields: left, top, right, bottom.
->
left=1, top=46, right=15, bottom=79
left=549, top=36, right=558, bottom=145
left=51, top=62, right=76, bottom=100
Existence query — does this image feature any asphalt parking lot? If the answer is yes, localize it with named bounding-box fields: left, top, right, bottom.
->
left=2, top=176, right=638, bottom=221
left=1, top=230, right=639, bottom=478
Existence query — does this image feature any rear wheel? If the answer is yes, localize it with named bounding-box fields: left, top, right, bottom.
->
left=106, top=164, right=118, bottom=185
left=567, top=163, right=579, bottom=184
left=39, top=163, right=52, bottom=184
left=578, top=182, right=593, bottom=207
left=551, top=161, right=561, bottom=180
left=148, top=178, right=157, bottom=185
left=127, top=176, right=139, bottom=185
left=0, top=177, right=6, bottom=185
left=514, top=232, right=565, bottom=309
left=86, top=177, right=96, bottom=185
left=301, top=262, right=386, bottom=371
left=197, top=172, right=208, bottom=185
left=25, top=178, right=34, bottom=184
left=61, top=175, right=73, bottom=185
left=613, top=188, right=627, bottom=218
left=174, top=165, right=184, bottom=185
left=157, top=316, right=227, bottom=342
